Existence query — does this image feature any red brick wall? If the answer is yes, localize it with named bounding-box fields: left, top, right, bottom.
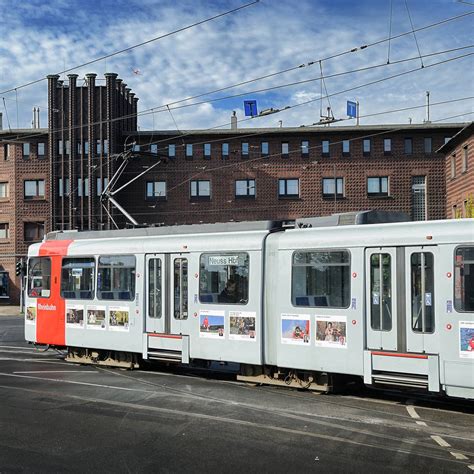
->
left=445, top=134, right=474, bottom=217
left=120, top=129, right=451, bottom=226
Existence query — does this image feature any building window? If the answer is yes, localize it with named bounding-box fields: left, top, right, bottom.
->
left=323, top=178, right=344, bottom=199
left=451, top=155, right=456, bottom=179
left=424, top=137, right=432, bottom=153
left=77, top=178, right=89, bottom=197
left=58, top=178, right=70, bottom=197
left=444, top=137, right=451, bottom=144
left=0, top=223, right=9, bottom=239
left=235, top=179, right=255, bottom=198
left=146, top=181, right=167, bottom=200
left=5, top=144, right=13, bottom=160
left=77, top=142, right=82, bottom=155
left=0, top=182, right=8, bottom=198
left=24, top=180, right=45, bottom=199
left=367, top=177, right=389, bottom=197
left=412, top=176, right=426, bottom=221
left=133, top=144, right=140, bottom=152
left=186, top=144, right=193, bottom=158
left=58, top=140, right=63, bottom=155
left=169, top=144, right=176, bottom=158
left=38, top=143, right=45, bottom=157
left=404, top=138, right=413, bottom=154
left=452, top=204, right=458, bottom=218
left=222, top=143, right=229, bottom=158
left=462, top=146, right=468, bottom=173
left=301, top=140, right=309, bottom=156
left=322, top=140, right=329, bottom=157
left=96, top=177, right=109, bottom=196
left=384, top=138, right=391, bottom=154
left=281, top=142, right=289, bottom=157
left=190, top=180, right=211, bottom=200
left=23, top=143, right=30, bottom=158
left=104, top=140, right=108, bottom=155
left=96, top=140, right=102, bottom=154
left=0, top=271, right=8, bottom=298
left=342, top=140, right=350, bottom=156
left=84, top=141, right=89, bottom=155
left=150, top=144, right=158, bottom=155
left=261, top=142, right=269, bottom=156
left=363, top=139, right=371, bottom=156
left=24, top=222, right=45, bottom=242
left=278, top=178, right=299, bottom=198
left=204, top=143, right=211, bottom=159
left=242, top=142, right=249, bottom=157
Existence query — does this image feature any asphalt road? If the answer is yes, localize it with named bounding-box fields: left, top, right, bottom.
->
left=0, top=313, right=473, bottom=473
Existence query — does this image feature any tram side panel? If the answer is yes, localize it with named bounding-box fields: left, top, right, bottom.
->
left=264, top=232, right=365, bottom=376
left=438, top=243, right=474, bottom=399
left=184, top=249, right=265, bottom=365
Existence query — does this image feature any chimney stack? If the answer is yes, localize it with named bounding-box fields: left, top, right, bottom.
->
left=32, top=107, right=36, bottom=128
left=37, top=107, right=40, bottom=128
left=231, top=111, right=237, bottom=130
left=0, top=112, right=2, bottom=130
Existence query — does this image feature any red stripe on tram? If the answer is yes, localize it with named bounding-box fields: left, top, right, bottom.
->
left=36, top=240, right=73, bottom=345
left=371, top=351, right=429, bottom=360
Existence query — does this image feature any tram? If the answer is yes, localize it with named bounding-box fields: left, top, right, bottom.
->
left=24, top=212, right=474, bottom=399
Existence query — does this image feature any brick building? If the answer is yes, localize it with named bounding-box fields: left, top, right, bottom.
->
left=0, top=129, right=49, bottom=303
left=122, top=123, right=464, bottom=226
left=437, top=122, right=474, bottom=218
left=0, top=70, right=469, bottom=303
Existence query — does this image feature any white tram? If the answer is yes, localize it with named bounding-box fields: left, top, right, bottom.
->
left=24, top=212, right=474, bottom=399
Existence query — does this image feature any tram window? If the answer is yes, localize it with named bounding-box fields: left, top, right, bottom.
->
left=370, top=254, right=392, bottom=331
left=411, top=252, right=435, bottom=333
left=292, top=250, right=350, bottom=308
left=174, top=258, right=188, bottom=319
left=199, top=253, right=249, bottom=305
left=148, top=258, right=162, bottom=318
left=61, top=258, right=95, bottom=299
left=97, top=255, right=135, bottom=301
left=454, top=246, right=474, bottom=312
left=27, top=257, right=51, bottom=298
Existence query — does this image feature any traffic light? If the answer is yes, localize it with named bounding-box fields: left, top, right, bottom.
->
left=16, top=260, right=24, bottom=276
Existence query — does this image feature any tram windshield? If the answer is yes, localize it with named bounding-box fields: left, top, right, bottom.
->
left=27, top=257, right=51, bottom=298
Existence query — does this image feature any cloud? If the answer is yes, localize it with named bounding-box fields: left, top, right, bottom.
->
left=0, top=0, right=472, bottom=131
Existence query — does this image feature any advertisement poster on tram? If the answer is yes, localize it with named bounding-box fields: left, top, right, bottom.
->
left=199, top=310, right=225, bottom=338
left=229, top=311, right=256, bottom=341
left=86, top=306, right=106, bottom=330
left=281, top=314, right=310, bottom=345
left=459, top=321, right=474, bottom=359
left=25, top=305, right=36, bottom=324
left=66, top=304, right=84, bottom=327
left=315, top=315, right=347, bottom=349
left=109, top=306, right=130, bottom=331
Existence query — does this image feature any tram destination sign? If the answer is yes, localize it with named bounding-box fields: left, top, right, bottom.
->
left=208, top=255, right=240, bottom=266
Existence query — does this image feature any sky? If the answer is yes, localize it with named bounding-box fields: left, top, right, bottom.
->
left=0, top=0, right=473, bottom=132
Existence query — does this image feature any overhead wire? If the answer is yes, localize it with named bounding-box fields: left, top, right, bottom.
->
left=53, top=110, right=473, bottom=220
left=404, top=0, right=424, bottom=67
left=2, top=44, right=472, bottom=147
left=0, top=0, right=260, bottom=96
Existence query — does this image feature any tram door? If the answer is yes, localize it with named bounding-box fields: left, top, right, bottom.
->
left=405, top=246, right=438, bottom=354
left=365, top=248, right=398, bottom=351
left=145, top=253, right=189, bottom=335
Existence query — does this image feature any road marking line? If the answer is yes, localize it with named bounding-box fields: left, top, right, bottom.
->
left=0, top=382, right=466, bottom=464
left=406, top=406, right=421, bottom=419
left=13, top=370, right=98, bottom=374
left=415, top=421, right=427, bottom=426
left=431, top=435, right=451, bottom=447
left=450, top=452, right=468, bottom=460
left=468, top=465, right=474, bottom=471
